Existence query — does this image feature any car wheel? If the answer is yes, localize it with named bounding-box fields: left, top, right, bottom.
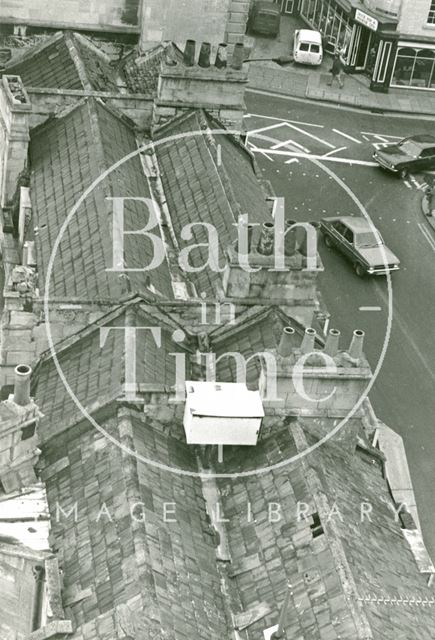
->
left=354, top=263, right=366, bottom=277
left=324, top=235, right=333, bottom=248
left=399, top=167, right=409, bottom=180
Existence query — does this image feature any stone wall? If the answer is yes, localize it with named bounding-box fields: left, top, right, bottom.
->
left=397, top=0, right=434, bottom=36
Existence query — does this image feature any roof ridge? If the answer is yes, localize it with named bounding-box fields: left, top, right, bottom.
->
left=292, top=423, right=375, bottom=639
left=63, top=30, right=93, bottom=91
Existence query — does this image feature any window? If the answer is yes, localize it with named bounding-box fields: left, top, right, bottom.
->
left=343, top=227, right=354, bottom=243
left=421, top=147, right=435, bottom=157
left=428, top=1, right=435, bottom=24
left=392, top=46, right=435, bottom=89
left=311, top=44, right=320, bottom=53
left=21, top=422, right=36, bottom=441
left=300, top=43, right=310, bottom=51
left=333, top=222, right=347, bottom=236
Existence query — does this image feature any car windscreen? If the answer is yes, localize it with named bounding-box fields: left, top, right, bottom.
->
left=355, top=231, right=383, bottom=248
left=299, top=43, right=310, bottom=51
left=310, top=44, right=320, bottom=53
left=398, top=140, right=422, bottom=157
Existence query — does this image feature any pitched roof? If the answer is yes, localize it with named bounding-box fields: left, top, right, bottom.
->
left=154, top=110, right=272, bottom=297
left=35, top=300, right=192, bottom=443
left=29, top=98, right=173, bottom=301
left=41, top=407, right=229, bottom=640
left=2, top=31, right=120, bottom=91
left=122, top=43, right=183, bottom=95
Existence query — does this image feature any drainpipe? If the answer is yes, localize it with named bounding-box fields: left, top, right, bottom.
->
left=31, top=564, right=45, bottom=631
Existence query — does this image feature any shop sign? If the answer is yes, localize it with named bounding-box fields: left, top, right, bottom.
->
left=354, top=8, right=378, bottom=31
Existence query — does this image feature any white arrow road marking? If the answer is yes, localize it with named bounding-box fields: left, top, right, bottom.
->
left=418, top=222, right=435, bottom=253
left=285, top=122, right=336, bottom=149
left=322, top=146, right=347, bottom=157
left=285, top=158, right=299, bottom=164
left=271, top=138, right=310, bottom=153
left=249, top=147, right=377, bottom=166
left=332, top=128, right=362, bottom=144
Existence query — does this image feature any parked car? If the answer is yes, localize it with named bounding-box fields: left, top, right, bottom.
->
left=248, top=1, right=281, bottom=37
left=373, top=134, right=435, bottom=178
left=320, top=216, right=400, bottom=276
left=293, top=29, right=323, bottom=66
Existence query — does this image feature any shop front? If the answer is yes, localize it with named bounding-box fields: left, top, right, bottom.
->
left=390, top=42, right=435, bottom=91
left=296, top=0, right=398, bottom=86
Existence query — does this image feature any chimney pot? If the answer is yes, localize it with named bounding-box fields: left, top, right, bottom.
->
left=300, top=328, right=316, bottom=354
left=183, top=39, right=196, bottom=66
left=278, top=326, right=295, bottom=357
left=198, top=42, right=211, bottom=68
left=348, top=329, right=365, bottom=361
left=257, top=222, right=274, bottom=256
left=236, top=221, right=255, bottom=255
left=13, top=364, right=32, bottom=406
left=231, top=42, right=244, bottom=70
left=215, top=43, right=228, bottom=69
left=284, top=219, right=298, bottom=256
left=324, top=328, right=341, bottom=356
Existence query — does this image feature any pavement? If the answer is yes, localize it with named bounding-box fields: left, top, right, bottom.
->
left=247, top=15, right=435, bottom=117
left=422, top=193, right=435, bottom=230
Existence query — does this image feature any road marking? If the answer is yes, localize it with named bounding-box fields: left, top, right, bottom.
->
left=417, top=222, right=435, bottom=252
left=245, top=112, right=324, bottom=128
left=361, top=132, right=402, bottom=140
left=271, top=138, right=310, bottom=153
left=249, top=146, right=378, bottom=166
left=246, top=142, right=275, bottom=162
left=285, top=122, right=336, bottom=149
left=332, top=128, right=362, bottom=144
left=322, top=146, right=347, bottom=158
left=247, top=122, right=289, bottom=137
left=403, top=179, right=412, bottom=189
left=359, top=306, right=382, bottom=311
left=285, top=158, right=299, bottom=164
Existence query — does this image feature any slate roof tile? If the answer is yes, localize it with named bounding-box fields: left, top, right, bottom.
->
left=29, top=98, right=173, bottom=300
left=122, top=43, right=182, bottom=95
left=154, top=110, right=272, bottom=297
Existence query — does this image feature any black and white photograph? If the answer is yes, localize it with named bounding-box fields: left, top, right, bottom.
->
left=0, top=1, right=434, bottom=638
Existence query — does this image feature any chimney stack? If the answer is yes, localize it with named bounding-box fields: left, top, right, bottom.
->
left=324, top=328, right=341, bottom=356
left=0, top=75, right=31, bottom=207
left=278, top=326, right=295, bottom=358
left=198, top=42, right=211, bottom=68
left=13, top=364, right=32, bottom=406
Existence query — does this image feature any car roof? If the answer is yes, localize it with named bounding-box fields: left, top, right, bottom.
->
left=407, top=134, right=435, bottom=147
left=297, top=29, right=322, bottom=43
left=324, top=216, right=375, bottom=233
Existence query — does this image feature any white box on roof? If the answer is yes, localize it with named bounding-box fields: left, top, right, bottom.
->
left=183, top=381, right=264, bottom=446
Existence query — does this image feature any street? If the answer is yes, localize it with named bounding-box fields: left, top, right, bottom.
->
left=245, top=90, right=435, bottom=558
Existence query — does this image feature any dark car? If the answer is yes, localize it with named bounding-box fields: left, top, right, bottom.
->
left=248, top=1, right=281, bottom=37
left=373, top=134, right=435, bottom=178
left=320, top=216, right=400, bottom=277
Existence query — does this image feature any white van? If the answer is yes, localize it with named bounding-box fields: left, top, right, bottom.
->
left=293, top=29, right=323, bottom=66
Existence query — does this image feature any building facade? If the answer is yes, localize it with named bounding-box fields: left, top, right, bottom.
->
left=294, top=0, right=435, bottom=92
